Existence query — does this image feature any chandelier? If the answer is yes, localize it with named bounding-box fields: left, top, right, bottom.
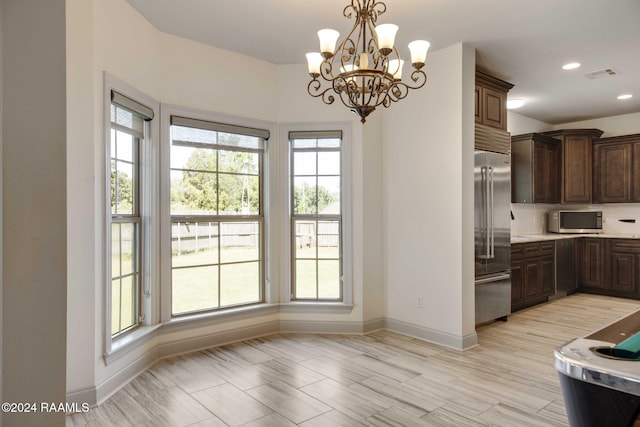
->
left=306, top=0, right=430, bottom=123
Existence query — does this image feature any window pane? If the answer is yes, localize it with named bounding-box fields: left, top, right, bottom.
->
left=220, top=262, right=260, bottom=306
left=111, top=276, right=136, bottom=336
left=113, top=161, right=134, bottom=214
left=120, top=275, right=136, bottom=330
left=219, top=173, right=259, bottom=215
left=171, top=222, right=219, bottom=265
left=294, top=152, right=316, bottom=175
left=318, top=260, right=340, bottom=299
left=219, top=150, right=259, bottom=174
left=112, top=223, right=139, bottom=284
left=317, top=177, right=340, bottom=214
left=295, top=260, right=317, bottom=299
left=318, top=221, right=340, bottom=259
left=115, top=131, right=134, bottom=162
left=111, top=279, right=121, bottom=335
left=294, top=221, right=316, bottom=256
left=220, top=222, right=260, bottom=263
left=317, top=151, right=340, bottom=175
left=171, top=145, right=214, bottom=171
left=172, top=266, right=219, bottom=314
left=294, top=177, right=317, bottom=215
left=111, top=223, right=122, bottom=277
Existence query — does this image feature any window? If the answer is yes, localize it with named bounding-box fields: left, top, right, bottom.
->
left=109, top=91, right=154, bottom=337
left=290, top=131, right=343, bottom=301
left=169, top=116, right=268, bottom=315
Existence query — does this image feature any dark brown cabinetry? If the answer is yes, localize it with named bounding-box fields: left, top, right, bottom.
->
left=475, top=71, right=513, bottom=131
left=542, top=129, right=604, bottom=204
left=511, top=133, right=560, bottom=203
left=593, top=134, right=640, bottom=203
left=609, top=239, right=640, bottom=296
left=579, top=238, right=640, bottom=299
left=579, top=238, right=605, bottom=289
left=511, top=241, right=555, bottom=311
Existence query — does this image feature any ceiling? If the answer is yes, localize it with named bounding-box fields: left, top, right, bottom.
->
left=126, top=0, right=640, bottom=125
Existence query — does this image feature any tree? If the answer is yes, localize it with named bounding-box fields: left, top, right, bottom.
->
left=111, top=161, right=133, bottom=213
left=294, top=182, right=336, bottom=214
left=172, top=143, right=260, bottom=214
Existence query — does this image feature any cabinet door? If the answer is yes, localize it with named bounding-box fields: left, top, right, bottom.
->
left=481, top=87, right=507, bottom=130
left=581, top=239, right=605, bottom=288
left=511, top=259, right=524, bottom=309
left=633, top=142, right=640, bottom=202
left=524, top=258, right=541, bottom=300
left=595, top=143, right=632, bottom=203
left=610, top=252, right=636, bottom=293
left=540, top=256, right=555, bottom=297
left=545, top=143, right=561, bottom=203
left=563, top=136, right=592, bottom=203
left=533, top=142, right=546, bottom=202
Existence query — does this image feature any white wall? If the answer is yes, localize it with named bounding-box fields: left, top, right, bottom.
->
left=3, top=0, right=67, bottom=425
left=508, top=111, right=553, bottom=135
left=382, top=43, right=477, bottom=350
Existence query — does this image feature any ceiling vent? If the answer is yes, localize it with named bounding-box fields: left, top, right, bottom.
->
left=583, top=68, right=618, bottom=80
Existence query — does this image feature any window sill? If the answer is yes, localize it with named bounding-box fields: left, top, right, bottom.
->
left=104, top=324, right=161, bottom=365
left=279, top=301, right=354, bottom=314
left=161, top=303, right=280, bottom=334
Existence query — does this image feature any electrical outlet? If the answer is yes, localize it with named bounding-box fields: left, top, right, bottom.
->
left=417, top=295, right=424, bottom=308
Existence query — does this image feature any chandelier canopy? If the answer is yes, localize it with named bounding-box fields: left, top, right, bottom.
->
left=306, top=0, right=430, bottom=123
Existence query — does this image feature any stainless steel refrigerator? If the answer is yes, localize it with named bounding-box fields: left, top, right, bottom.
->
left=475, top=150, right=511, bottom=325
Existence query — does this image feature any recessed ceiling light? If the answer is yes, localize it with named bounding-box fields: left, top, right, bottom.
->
left=562, top=62, right=581, bottom=70
left=617, top=94, right=633, bottom=100
left=507, top=99, right=525, bottom=109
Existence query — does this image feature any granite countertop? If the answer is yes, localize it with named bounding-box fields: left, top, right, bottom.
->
left=511, top=233, right=640, bottom=244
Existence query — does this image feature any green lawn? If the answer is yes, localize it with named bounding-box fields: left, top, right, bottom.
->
left=112, top=246, right=341, bottom=334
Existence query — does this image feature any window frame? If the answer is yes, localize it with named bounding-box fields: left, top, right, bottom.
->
left=159, top=105, right=275, bottom=322
left=103, top=72, right=160, bottom=360
left=280, top=123, right=352, bottom=307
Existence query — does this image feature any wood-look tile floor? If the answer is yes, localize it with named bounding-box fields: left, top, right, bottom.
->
left=67, top=293, right=639, bottom=426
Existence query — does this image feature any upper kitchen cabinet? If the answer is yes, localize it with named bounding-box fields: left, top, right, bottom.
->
left=542, top=129, right=604, bottom=204
left=593, top=134, right=640, bottom=203
left=475, top=71, right=513, bottom=131
left=511, top=133, right=560, bottom=203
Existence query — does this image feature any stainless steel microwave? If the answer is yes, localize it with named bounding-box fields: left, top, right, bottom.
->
left=548, top=210, right=603, bottom=234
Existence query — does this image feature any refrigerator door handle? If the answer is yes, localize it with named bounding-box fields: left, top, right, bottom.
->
left=488, top=166, right=495, bottom=259
left=475, top=272, right=511, bottom=284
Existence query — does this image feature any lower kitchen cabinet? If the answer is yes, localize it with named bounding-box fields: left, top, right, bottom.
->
left=511, top=241, right=555, bottom=312
left=579, top=238, right=640, bottom=299
left=580, top=238, right=606, bottom=289
left=609, top=239, right=640, bottom=296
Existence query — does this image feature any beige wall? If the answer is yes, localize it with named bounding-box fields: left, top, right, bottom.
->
left=382, top=43, right=477, bottom=349
left=2, top=0, right=67, bottom=425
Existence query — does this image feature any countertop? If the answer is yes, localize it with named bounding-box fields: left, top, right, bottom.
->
left=511, top=233, right=640, bottom=244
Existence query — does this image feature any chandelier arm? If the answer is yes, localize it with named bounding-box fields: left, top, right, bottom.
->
left=307, top=78, right=336, bottom=105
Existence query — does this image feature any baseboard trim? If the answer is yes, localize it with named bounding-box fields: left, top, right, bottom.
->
left=384, top=318, right=478, bottom=350
left=156, top=320, right=280, bottom=359
left=279, top=319, right=367, bottom=334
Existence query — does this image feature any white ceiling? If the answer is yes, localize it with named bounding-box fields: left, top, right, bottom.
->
left=126, top=0, right=640, bottom=125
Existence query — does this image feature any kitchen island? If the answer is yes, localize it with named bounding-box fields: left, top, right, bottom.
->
left=554, top=309, right=640, bottom=426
